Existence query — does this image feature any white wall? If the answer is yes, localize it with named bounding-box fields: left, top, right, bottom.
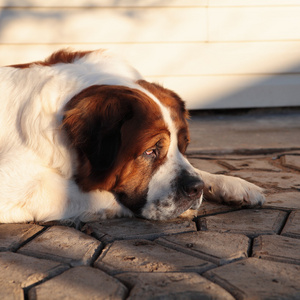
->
left=1, top=0, right=300, bottom=109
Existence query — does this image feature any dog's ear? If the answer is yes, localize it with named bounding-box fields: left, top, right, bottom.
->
left=62, top=85, right=135, bottom=179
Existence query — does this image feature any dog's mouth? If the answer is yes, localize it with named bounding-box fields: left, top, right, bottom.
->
left=117, top=172, right=204, bottom=220
left=174, top=191, right=203, bottom=217
left=190, top=190, right=203, bottom=210
left=139, top=191, right=203, bottom=220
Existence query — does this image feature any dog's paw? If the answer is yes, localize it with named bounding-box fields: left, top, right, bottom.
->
left=224, top=176, right=265, bottom=207
left=226, top=176, right=265, bottom=207
left=206, top=175, right=265, bottom=207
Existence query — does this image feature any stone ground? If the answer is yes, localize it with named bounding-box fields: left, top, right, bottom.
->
left=1, top=109, right=300, bottom=299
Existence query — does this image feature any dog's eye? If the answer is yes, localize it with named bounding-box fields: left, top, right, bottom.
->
left=144, top=148, right=157, bottom=158
left=145, top=149, right=154, bottom=155
left=143, top=139, right=164, bottom=159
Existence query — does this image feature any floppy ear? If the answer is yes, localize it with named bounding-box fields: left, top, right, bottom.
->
left=62, top=85, right=134, bottom=179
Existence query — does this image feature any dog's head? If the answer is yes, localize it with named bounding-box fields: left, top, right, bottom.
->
left=62, top=80, right=203, bottom=220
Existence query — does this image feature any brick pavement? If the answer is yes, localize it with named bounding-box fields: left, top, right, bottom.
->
left=1, top=111, right=300, bottom=299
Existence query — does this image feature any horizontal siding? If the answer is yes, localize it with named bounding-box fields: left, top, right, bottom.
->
left=0, top=0, right=208, bottom=8
left=0, top=7, right=207, bottom=43
left=2, top=5, right=300, bottom=44
left=2, top=42, right=300, bottom=76
left=209, top=7, right=300, bottom=41
left=0, top=1, right=300, bottom=109
left=209, top=0, right=300, bottom=6
left=150, top=75, right=300, bottom=109
left=1, top=0, right=300, bottom=8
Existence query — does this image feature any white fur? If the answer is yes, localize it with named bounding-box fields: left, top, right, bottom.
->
left=0, top=49, right=200, bottom=223
left=134, top=85, right=203, bottom=219
left=0, top=49, right=264, bottom=223
left=197, top=170, right=265, bottom=207
left=0, top=50, right=141, bottom=223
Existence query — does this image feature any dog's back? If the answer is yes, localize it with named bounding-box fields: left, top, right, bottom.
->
left=0, top=50, right=142, bottom=222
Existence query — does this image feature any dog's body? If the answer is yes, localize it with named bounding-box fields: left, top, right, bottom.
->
left=0, top=49, right=264, bottom=223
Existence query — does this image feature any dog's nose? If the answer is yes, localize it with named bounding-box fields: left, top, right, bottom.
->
left=181, top=176, right=204, bottom=199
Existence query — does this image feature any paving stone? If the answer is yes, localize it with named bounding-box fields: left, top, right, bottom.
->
left=204, top=258, right=300, bottom=299
left=0, top=283, right=23, bottom=300
left=281, top=155, right=300, bottom=171
left=218, top=158, right=282, bottom=172
left=94, top=239, right=215, bottom=275
left=28, top=266, right=127, bottom=300
left=18, top=226, right=102, bottom=266
left=156, top=231, right=249, bottom=265
left=263, top=191, right=300, bottom=210
left=0, top=223, right=44, bottom=251
left=197, top=200, right=237, bottom=217
left=0, top=252, right=68, bottom=299
left=188, top=112, right=300, bottom=153
left=281, top=211, right=300, bottom=239
left=188, top=154, right=268, bottom=160
left=188, top=158, right=227, bottom=174
left=85, top=217, right=196, bottom=243
left=277, top=150, right=300, bottom=156
left=230, top=170, right=300, bottom=190
left=253, top=235, right=300, bottom=265
left=116, top=272, right=234, bottom=300
left=198, top=209, right=287, bottom=237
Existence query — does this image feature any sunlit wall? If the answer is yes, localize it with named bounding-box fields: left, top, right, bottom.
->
left=1, top=0, right=300, bottom=109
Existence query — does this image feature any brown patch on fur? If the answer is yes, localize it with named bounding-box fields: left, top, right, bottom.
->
left=62, top=84, right=170, bottom=211
left=137, top=80, right=190, bottom=154
left=8, top=49, right=92, bottom=68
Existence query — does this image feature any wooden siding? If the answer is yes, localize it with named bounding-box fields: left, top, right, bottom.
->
left=0, top=0, right=300, bottom=109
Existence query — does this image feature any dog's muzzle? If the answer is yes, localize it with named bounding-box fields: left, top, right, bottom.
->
left=178, top=171, right=204, bottom=201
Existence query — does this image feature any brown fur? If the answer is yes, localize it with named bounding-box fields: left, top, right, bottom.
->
left=62, top=82, right=189, bottom=212
left=8, top=49, right=92, bottom=68
left=8, top=48, right=191, bottom=212
left=137, top=80, right=190, bottom=153
left=62, top=85, right=166, bottom=204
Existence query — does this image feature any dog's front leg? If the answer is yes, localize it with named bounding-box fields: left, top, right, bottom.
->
left=195, top=169, right=265, bottom=207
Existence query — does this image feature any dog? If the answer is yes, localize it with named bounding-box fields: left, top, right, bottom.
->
left=0, top=49, right=265, bottom=223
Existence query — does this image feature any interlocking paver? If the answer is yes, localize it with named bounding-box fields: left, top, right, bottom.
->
left=281, top=211, right=300, bottom=239
left=189, top=111, right=300, bottom=154
left=197, top=200, right=237, bottom=216
left=1, top=110, right=300, bottom=299
left=28, top=266, right=127, bottom=300
left=156, top=231, right=249, bottom=265
left=116, top=272, right=235, bottom=300
left=0, top=252, right=68, bottom=298
left=85, top=217, right=196, bottom=243
left=0, top=223, right=44, bottom=251
left=94, top=239, right=215, bottom=275
left=198, top=209, right=287, bottom=237
left=204, top=258, right=300, bottom=299
left=188, top=158, right=227, bottom=174
left=1, top=283, right=23, bottom=300
left=253, top=235, right=300, bottom=265
left=263, top=191, right=300, bottom=210
left=281, top=155, right=300, bottom=171
left=230, top=170, right=300, bottom=189
left=218, top=158, right=282, bottom=172
left=18, top=226, right=102, bottom=266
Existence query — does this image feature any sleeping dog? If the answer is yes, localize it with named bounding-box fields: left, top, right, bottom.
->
left=0, top=49, right=264, bottom=223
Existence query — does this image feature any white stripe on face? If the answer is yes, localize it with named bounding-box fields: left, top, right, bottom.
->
left=134, top=85, right=202, bottom=220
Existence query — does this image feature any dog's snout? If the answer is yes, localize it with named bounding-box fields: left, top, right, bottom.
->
left=180, top=176, right=204, bottom=199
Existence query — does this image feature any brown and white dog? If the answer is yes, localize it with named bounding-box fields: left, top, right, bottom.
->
left=0, top=49, right=264, bottom=223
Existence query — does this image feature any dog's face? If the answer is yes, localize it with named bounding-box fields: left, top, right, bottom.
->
left=62, top=80, right=203, bottom=220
